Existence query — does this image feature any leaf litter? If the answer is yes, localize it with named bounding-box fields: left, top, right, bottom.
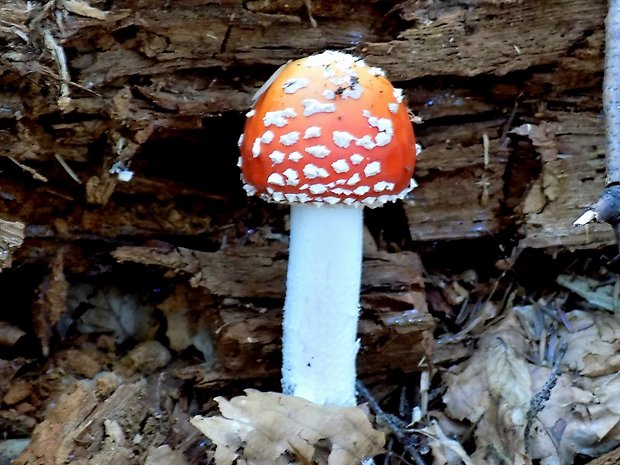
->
left=189, top=266, right=620, bottom=465
left=4, top=198, right=620, bottom=465
left=191, top=389, right=385, bottom=465
left=442, top=304, right=620, bottom=465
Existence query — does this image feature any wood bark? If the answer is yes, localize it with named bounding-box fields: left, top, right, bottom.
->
left=113, top=244, right=433, bottom=383
left=0, top=0, right=611, bottom=386
left=0, top=0, right=613, bottom=257
left=12, top=377, right=202, bottom=465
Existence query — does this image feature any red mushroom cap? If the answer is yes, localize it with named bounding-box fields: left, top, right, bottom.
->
left=238, top=51, right=416, bottom=208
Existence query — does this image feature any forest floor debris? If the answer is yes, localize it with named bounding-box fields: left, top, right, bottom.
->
left=2, top=240, right=620, bottom=464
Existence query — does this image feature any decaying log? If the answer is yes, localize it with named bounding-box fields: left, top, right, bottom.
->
left=0, top=0, right=613, bottom=251
left=13, top=376, right=200, bottom=465
left=113, top=244, right=434, bottom=382
left=513, top=112, right=611, bottom=249
left=0, top=219, right=25, bottom=269
left=112, top=244, right=425, bottom=298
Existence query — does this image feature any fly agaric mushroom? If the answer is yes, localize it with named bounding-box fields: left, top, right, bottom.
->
left=238, top=50, right=416, bottom=406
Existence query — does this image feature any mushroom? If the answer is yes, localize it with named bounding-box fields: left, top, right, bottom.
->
left=238, top=50, right=416, bottom=406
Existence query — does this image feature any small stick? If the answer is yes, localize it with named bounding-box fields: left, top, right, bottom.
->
left=499, top=94, right=521, bottom=147
left=302, top=0, right=318, bottom=28
left=43, top=28, right=71, bottom=110
left=54, top=153, right=82, bottom=184
left=524, top=343, right=567, bottom=453
left=575, top=2, right=620, bottom=255
left=356, top=381, right=426, bottom=465
left=8, top=156, right=48, bottom=182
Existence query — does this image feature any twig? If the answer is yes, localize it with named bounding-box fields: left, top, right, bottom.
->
left=479, top=132, right=490, bottom=207
left=427, top=420, right=474, bottom=465
left=488, top=443, right=513, bottom=465
left=499, top=93, right=521, bottom=147
left=524, top=343, right=567, bottom=454
left=8, top=156, right=49, bottom=182
left=40, top=68, right=102, bottom=96
left=382, top=437, right=394, bottom=465
left=356, top=381, right=426, bottom=465
left=54, top=153, right=82, bottom=184
left=419, top=371, right=429, bottom=420
left=42, top=28, right=71, bottom=110
left=302, top=0, right=318, bottom=28
left=574, top=2, right=620, bottom=255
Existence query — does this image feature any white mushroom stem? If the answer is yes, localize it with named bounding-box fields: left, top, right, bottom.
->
left=282, top=204, right=363, bottom=406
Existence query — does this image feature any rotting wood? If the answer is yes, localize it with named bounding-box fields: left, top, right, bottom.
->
left=113, top=244, right=434, bottom=381
left=13, top=376, right=200, bottom=465
left=112, top=244, right=425, bottom=298
left=514, top=112, right=613, bottom=249
left=0, top=219, right=25, bottom=270
left=206, top=290, right=433, bottom=381
left=0, top=0, right=611, bottom=250
left=408, top=109, right=614, bottom=248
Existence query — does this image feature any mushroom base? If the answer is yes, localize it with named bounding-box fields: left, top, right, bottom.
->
left=281, top=204, right=363, bottom=406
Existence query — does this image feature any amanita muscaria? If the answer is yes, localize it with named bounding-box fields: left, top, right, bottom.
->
left=238, top=50, right=416, bottom=406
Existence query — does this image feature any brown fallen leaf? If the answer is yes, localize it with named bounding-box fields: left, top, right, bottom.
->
left=443, top=305, right=620, bottom=465
left=157, top=285, right=216, bottom=361
left=191, top=390, right=385, bottom=465
left=560, top=310, right=620, bottom=376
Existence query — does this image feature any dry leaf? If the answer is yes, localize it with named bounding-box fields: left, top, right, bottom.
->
left=144, top=445, right=188, bottom=465
left=444, top=312, right=528, bottom=423
left=442, top=281, right=469, bottom=306
left=561, top=310, right=620, bottom=376
left=443, top=306, right=620, bottom=465
left=85, top=172, right=118, bottom=205
left=486, top=339, right=531, bottom=407
left=191, top=390, right=385, bottom=465
left=443, top=350, right=490, bottom=423
left=523, top=179, right=546, bottom=215
left=510, top=123, right=559, bottom=201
